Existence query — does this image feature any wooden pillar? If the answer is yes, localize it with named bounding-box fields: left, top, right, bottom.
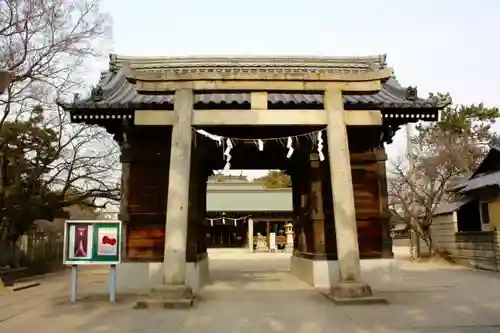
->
left=266, top=221, right=270, bottom=248
left=119, top=120, right=131, bottom=223
left=290, top=165, right=301, bottom=252
left=198, top=166, right=210, bottom=255
left=325, top=88, right=373, bottom=299
left=163, top=89, right=194, bottom=286
left=310, top=153, right=326, bottom=254
left=290, top=154, right=310, bottom=253
left=118, top=119, right=131, bottom=259
left=186, top=146, right=201, bottom=263
left=376, top=146, right=393, bottom=258
left=193, top=152, right=210, bottom=257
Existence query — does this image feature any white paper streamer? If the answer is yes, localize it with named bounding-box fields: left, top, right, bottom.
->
left=257, top=139, right=264, bottom=151
left=197, top=129, right=222, bottom=146
left=205, top=215, right=252, bottom=226
left=317, top=131, right=325, bottom=161
left=286, top=136, right=294, bottom=158
left=206, top=215, right=251, bottom=222
left=223, top=138, right=233, bottom=171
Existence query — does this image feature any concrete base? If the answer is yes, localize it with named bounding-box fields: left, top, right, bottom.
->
left=324, top=281, right=387, bottom=305
left=134, top=298, right=194, bottom=309
left=135, top=285, right=195, bottom=310
left=116, top=256, right=209, bottom=295
left=290, top=254, right=394, bottom=289
left=285, top=244, right=294, bottom=253
left=323, top=292, right=388, bottom=305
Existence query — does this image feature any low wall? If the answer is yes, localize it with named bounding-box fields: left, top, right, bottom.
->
left=431, top=212, right=500, bottom=271
left=392, top=238, right=409, bottom=247
left=392, top=237, right=430, bottom=255
left=290, top=255, right=394, bottom=289
left=116, top=256, right=210, bottom=295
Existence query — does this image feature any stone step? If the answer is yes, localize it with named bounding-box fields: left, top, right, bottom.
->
left=323, top=293, right=388, bottom=305
left=151, top=285, right=193, bottom=299
left=134, top=298, right=195, bottom=310
left=0, top=267, right=28, bottom=286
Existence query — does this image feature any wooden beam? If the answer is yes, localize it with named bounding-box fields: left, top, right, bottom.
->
left=134, top=110, right=174, bottom=125
left=194, top=110, right=326, bottom=126
left=134, top=109, right=383, bottom=126
left=135, top=80, right=382, bottom=93
left=129, top=67, right=393, bottom=82
left=250, top=92, right=268, bottom=110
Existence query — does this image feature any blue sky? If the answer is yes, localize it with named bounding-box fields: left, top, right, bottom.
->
left=97, top=0, right=500, bottom=178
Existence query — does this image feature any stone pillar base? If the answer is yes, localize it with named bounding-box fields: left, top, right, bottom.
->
left=290, top=254, right=395, bottom=289
left=324, top=281, right=387, bottom=305
left=116, top=259, right=209, bottom=295
left=285, top=244, right=294, bottom=252
left=135, top=285, right=195, bottom=309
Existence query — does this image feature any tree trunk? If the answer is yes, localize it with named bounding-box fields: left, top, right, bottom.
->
left=425, top=233, right=433, bottom=256
left=0, top=220, right=21, bottom=268
left=419, top=231, right=433, bottom=257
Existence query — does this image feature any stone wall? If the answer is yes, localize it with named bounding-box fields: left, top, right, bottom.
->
left=392, top=238, right=409, bottom=248
left=431, top=212, right=500, bottom=271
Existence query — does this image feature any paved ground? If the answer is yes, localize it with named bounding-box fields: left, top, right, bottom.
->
left=1, top=248, right=500, bottom=332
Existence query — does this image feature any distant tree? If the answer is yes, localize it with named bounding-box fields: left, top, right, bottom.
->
left=0, top=0, right=113, bottom=267
left=388, top=93, right=500, bottom=255
left=212, top=174, right=248, bottom=183
left=257, top=170, right=292, bottom=188
left=0, top=108, right=119, bottom=245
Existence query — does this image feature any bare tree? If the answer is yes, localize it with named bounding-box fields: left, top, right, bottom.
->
left=1, top=107, right=120, bottom=242
left=0, top=0, right=115, bottom=265
left=388, top=94, right=499, bottom=255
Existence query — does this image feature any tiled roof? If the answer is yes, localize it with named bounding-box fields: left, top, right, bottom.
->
left=59, top=70, right=441, bottom=110
left=206, top=187, right=292, bottom=212
left=451, top=146, right=500, bottom=194
left=108, top=54, right=389, bottom=71
left=456, top=171, right=500, bottom=194
left=57, top=54, right=447, bottom=111
left=434, top=197, right=472, bottom=215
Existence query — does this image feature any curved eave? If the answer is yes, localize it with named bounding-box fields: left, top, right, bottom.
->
left=58, top=71, right=445, bottom=113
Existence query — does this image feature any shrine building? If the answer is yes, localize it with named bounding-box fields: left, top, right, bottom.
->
left=59, top=54, right=446, bottom=303
left=205, top=175, right=293, bottom=250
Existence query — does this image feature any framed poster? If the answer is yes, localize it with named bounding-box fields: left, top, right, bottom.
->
left=63, top=220, right=123, bottom=265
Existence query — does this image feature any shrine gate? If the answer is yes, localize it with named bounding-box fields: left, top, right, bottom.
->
left=59, top=55, right=445, bottom=306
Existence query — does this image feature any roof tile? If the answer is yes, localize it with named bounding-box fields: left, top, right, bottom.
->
left=59, top=72, right=439, bottom=110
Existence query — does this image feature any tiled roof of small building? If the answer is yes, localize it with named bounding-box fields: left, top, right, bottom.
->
left=206, top=187, right=292, bottom=212
left=450, top=146, right=500, bottom=194
left=58, top=54, right=447, bottom=111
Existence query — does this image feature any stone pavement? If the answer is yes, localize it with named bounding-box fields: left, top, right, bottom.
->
left=1, top=248, right=500, bottom=332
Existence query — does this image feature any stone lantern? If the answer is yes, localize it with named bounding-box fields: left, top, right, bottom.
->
left=285, top=222, right=294, bottom=252
left=0, top=69, right=12, bottom=94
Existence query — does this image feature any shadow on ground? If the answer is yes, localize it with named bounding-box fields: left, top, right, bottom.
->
left=1, top=249, right=500, bottom=332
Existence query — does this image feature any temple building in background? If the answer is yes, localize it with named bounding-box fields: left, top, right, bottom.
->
left=205, top=175, right=293, bottom=249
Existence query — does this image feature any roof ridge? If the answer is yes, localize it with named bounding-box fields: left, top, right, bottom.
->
left=108, top=53, right=388, bottom=71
